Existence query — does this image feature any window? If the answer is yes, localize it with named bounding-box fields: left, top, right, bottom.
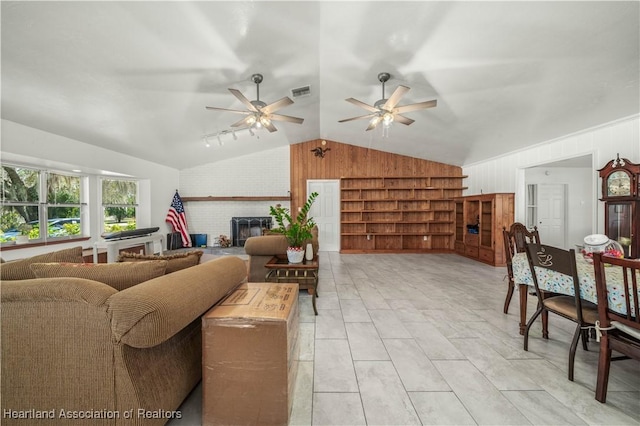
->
left=1, top=165, right=85, bottom=243
left=102, top=179, right=138, bottom=232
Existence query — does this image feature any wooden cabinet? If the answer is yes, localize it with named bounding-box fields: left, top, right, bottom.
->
left=340, top=176, right=467, bottom=253
left=454, top=193, right=514, bottom=266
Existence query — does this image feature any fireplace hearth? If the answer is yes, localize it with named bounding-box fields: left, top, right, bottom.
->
left=230, top=217, right=272, bottom=247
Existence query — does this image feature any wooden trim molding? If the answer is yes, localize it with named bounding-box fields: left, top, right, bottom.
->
left=0, top=236, right=91, bottom=251
left=181, top=196, right=291, bottom=202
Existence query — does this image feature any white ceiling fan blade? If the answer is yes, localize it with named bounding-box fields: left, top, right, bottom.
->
left=205, top=106, right=252, bottom=115
left=366, top=116, right=382, bottom=131
left=228, top=88, right=259, bottom=112
left=383, top=85, right=410, bottom=110
left=394, top=99, right=437, bottom=114
left=263, top=121, right=278, bottom=132
left=345, top=98, right=379, bottom=113
left=262, top=97, right=294, bottom=114
left=394, top=114, right=415, bottom=126
left=339, top=113, right=376, bottom=123
left=270, top=113, right=304, bottom=124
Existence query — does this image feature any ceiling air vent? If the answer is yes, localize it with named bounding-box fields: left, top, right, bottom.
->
left=291, top=85, right=311, bottom=98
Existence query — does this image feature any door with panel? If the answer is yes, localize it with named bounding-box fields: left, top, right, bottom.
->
left=537, top=184, right=567, bottom=248
left=307, top=179, right=340, bottom=252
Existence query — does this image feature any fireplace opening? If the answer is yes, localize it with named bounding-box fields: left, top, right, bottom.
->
left=230, top=217, right=272, bottom=247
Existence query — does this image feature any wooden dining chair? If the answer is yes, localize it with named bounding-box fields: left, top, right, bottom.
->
left=592, top=252, right=640, bottom=403
left=502, top=222, right=540, bottom=314
left=524, top=243, right=599, bottom=381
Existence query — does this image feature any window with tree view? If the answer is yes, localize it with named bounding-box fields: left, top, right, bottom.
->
left=1, top=165, right=84, bottom=243
left=102, top=179, right=137, bottom=233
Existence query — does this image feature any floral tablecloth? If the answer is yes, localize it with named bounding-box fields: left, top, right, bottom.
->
left=512, top=252, right=638, bottom=316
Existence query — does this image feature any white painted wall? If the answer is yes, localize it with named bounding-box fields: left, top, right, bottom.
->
left=1, top=119, right=179, bottom=260
left=525, top=167, right=592, bottom=248
left=463, top=115, right=640, bottom=235
left=179, top=146, right=290, bottom=244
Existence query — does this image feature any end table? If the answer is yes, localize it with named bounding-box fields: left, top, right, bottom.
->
left=265, top=255, right=319, bottom=315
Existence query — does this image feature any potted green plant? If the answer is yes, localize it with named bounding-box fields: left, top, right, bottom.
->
left=15, top=223, right=33, bottom=244
left=269, top=192, right=318, bottom=263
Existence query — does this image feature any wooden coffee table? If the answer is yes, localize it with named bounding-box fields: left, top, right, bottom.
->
left=265, top=255, right=319, bottom=315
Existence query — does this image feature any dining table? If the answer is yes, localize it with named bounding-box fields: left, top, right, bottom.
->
left=511, top=251, right=639, bottom=335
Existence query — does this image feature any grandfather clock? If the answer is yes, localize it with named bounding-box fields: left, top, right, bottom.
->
left=598, top=154, right=640, bottom=258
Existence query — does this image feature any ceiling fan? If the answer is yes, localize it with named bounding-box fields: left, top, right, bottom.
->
left=205, top=73, right=304, bottom=133
left=339, top=72, right=437, bottom=131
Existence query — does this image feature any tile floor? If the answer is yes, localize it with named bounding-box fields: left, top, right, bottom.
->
left=170, top=252, right=640, bottom=425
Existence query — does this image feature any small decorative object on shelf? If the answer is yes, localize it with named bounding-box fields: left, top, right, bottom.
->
left=269, top=192, right=319, bottom=263
left=218, top=234, right=231, bottom=248
left=305, top=243, right=314, bottom=261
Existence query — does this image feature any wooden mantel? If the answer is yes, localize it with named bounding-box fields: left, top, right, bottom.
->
left=181, top=196, right=290, bottom=202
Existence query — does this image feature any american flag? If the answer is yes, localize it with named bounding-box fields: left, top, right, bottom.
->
left=166, top=191, right=191, bottom=247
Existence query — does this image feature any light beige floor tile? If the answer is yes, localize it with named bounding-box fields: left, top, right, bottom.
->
left=404, top=321, right=466, bottom=360
left=315, top=309, right=346, bottom=339
left=451, top=337, right=542, bottom=390
left=387, top=299, right=428, bottom=322
left=289, top=361, right=314, bottom=426
left=312, top=393, right=366, bottom=426
left=345, top=322, right=389, bottom=360
left=409, top=391, right=476, bottom=425
left=297, top=322, right=315, bottom=361
left=315, top=291, right=340, bottom=310
left=314, top=339, right=358, bottom=392
left=354, top=360, right=421, bottom=425
left=433, top=360, right=531, bottom=425
left=502, top=390, right=588, bottom=425
left=298, top=294, right=317, bottom=322
left=513, top=359, right=640, bottom=425
left=336, top=284, right=360, bottom=299
left=358, top=288, right=391, bottom=310
left=384, top=338, right=451, bottom=391
left=370, top=309, right=412, bottom=338
left=340, top=298, right=371, bottom=322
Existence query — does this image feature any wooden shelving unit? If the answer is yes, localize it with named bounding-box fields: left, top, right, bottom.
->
left=453, top=193, right=514, bottom=266
left=340, top=176, right=467, bottom=253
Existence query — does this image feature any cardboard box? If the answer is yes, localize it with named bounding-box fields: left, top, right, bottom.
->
left=202, top=283, right=299, bottom=426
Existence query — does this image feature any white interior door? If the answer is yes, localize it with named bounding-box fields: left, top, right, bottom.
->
left=307, top=180, right=340, bottom=252
left=537, top=183, right=567, bottom=248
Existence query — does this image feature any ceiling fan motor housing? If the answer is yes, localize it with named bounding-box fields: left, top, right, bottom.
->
left=251, top=73, right=263, bottom=84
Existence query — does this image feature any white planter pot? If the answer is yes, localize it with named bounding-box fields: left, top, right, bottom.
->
left=15, top=235, right=29, bottom=244
left=286, top=247, right=305, bottom=264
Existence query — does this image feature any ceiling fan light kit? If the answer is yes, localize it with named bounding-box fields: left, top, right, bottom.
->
left=205, top=73, right=304, bottom=134
left=339, top=72, right=437, bottom=132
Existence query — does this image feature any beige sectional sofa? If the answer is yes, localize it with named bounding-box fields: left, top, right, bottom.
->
left=1, top=247, right=247, bottom=425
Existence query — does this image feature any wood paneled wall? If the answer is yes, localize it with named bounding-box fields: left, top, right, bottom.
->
left=290, top=139, right=463, bottom=212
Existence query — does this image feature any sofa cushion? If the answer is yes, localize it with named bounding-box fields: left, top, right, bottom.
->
left=30, top=260, right=168, bottom=291
left=108, top=256, right=248, bottom=348
left=0, top=246, right=84, bottom=281
left=117, top=250, right=203, bottom=274
left=244, top=234, right=290, bottom=255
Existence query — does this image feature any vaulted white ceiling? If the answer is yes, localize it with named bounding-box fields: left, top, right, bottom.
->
left=2, top=1, right=638, bottom=170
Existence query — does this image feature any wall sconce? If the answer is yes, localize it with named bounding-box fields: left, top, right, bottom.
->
left=311, top=140, right=331, bottom=158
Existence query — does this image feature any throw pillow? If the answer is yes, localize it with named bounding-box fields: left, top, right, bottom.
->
left=0, top=246, right=84, bottom=281
left=30, top=260, right=168, bottom=291
left=117, top=250, right=203, bottom=274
